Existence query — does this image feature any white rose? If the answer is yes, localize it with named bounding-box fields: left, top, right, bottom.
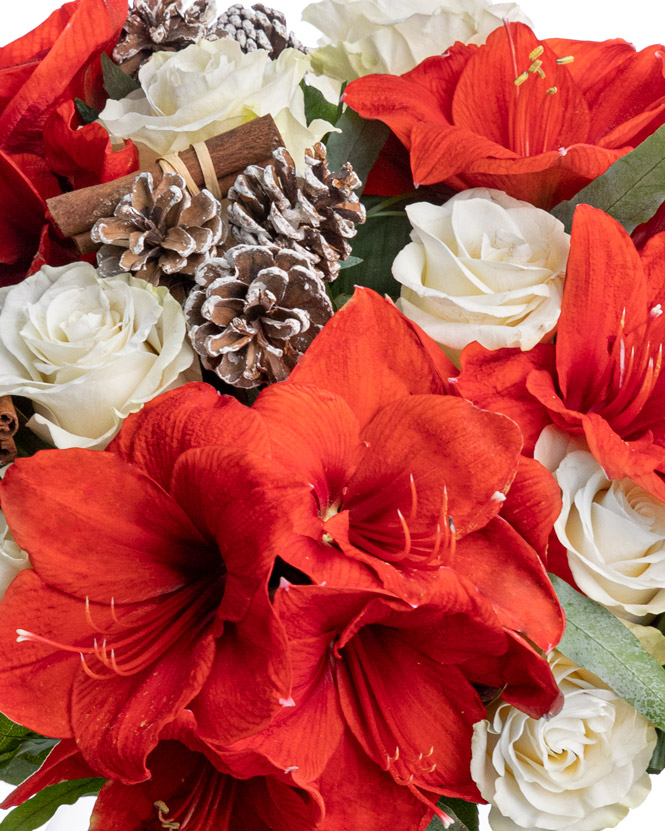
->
left=99, top=40, right=334, bottom=171
left=534, top=428, right=665, bottom=622
left=0, top=263, right=198, bottom=450
left=303, top=0, right=531, bottom=79
left=471, top=652, right=657, bottom=831
left=392, top=189, right=569, bottom=362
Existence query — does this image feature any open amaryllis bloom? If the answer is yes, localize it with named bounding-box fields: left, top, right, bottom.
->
left=2, top=713, right=326, bottom=831
left=0, top=409, right=294, bottom=782
left=223, top=577, right=561, bottom=820
left=458, top=205, right=665, bottom=501
left=343, top=22, right=665, bottom=208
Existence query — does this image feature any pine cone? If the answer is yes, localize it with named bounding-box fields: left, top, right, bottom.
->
left=185, top=244, right=333, bottom=388
left=215, top=4, right=307, bottom=57
left=113, top=0, right=220, bottom=76
left=227, top=144, right=365, bottom=282
left=91, top=171, right=225, bottom=297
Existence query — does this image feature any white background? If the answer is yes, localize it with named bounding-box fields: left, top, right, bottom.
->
left=0, top=0, right=664, bottom=829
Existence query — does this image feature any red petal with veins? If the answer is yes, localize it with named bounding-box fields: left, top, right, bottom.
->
left=288, top=288, right=456, bottom=431
left=44, top=100, right=139, bottom=190
left=556, top=205, right=648, bottom=409
left=0, top=0, right=128, bottom=153
left=457, top=342, right=557, bottom=455
left=109, top=382, right=270, bottom=491
left=500, top=456, right=563, bottom=562
left=0, top=451, right=211, bottom=603
left=453, top=516, right=564, bottom=652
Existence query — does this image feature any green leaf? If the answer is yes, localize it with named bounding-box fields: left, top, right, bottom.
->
left=0, top=714, right=31, bottom=754
left=325, top=108, right=389, bottom=186
left=426, top=797, right=479, bottom=831
left=551, top=125, right=665, bottom=233
left=14, top=426, right=53, bottom=458
left=648, top=728, right=665, bottom=774
left=0, top=778, right=103, bottom=831
left=339, top=255, right=363, bottom=270
left=74, top=98, right=99, bottom=125
left=334, top=196, right=412, bottom=298
left=550, top=573, right=665, bottom=729
left=101, top=52, right=140, bottom=101
left=0, top=737, right=59, bottom=786
left=302, top=81, right=343, bottom=128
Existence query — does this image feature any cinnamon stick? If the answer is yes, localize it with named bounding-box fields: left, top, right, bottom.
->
left=46, top=115, right=284, bottom=245
left=0, top=396, right=18, bottom=438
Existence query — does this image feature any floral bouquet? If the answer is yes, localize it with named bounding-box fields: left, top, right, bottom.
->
left=0, top=2, right=665, bottom=830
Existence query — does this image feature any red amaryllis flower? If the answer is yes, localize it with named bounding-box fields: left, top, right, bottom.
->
left=2, top=714, right=325, bottom=831
left=0, top=0, right=127, bottom=154
left=44, top=100, right=139, bottom=190
left=344, top=23, right=665, bottom=209
left=458, top=204, right=665, bottom=500
left=0, top=410, right=293, bottom=782
left=224, top=577, right=560, bottom=817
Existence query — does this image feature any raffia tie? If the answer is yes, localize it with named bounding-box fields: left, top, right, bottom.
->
left=157, top=141, right=221, bottom=200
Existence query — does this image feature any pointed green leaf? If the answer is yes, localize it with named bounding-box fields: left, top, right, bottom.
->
left=325, top=108, right=389, bottom=186
left=0, top=778, right=103, bottom=831
left=338, top=255, right=363, bottom=270
left=552, top=125, right=665, bottom=233
left=74, top=98, right=99, bottom=125
left=101, top=52, right=140, bottom=101
left=550, top=573, right=665, bottom=729
left=302, top=81, right=343, bottom=128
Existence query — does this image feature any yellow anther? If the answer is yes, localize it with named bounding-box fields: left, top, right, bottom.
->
left=546, top=86, right=558, bottom=95
left=514, top=71, right=529, bottom=86
left=322, top=532, right=334, bottom=545
left=536, top=67, right=547, bottom=79
left=528, top=59, right=543, bottom=74
left=556, top=55, right=575, bottom=64
left=529, top=45, right=544, bottom=61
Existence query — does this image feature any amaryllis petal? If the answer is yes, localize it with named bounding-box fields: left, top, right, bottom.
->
left=0, top=572, right=83, bottom=738
left=453, top=516, right=564, bottom=651
left=0, top=0, right=128, bottom=152
left=288, top=288, right=456, bottom=430
left=451, top=23, right=589, bottom=153
left=409, top=121, right=516, bottom=186
left=457, top=342, right=557, bottom=454
left=0, top=147, right=45, bottom=283
left=168, top=445, right=298, bottom=619
left=190, top=587, right=291, bottom=746
left=253, top=383, right=362, bottom=502
left=109, top=382, right=269, bottom=491
left=318, top=729, right=435, bottom=831
left=499, top=456, right=563, bottom=562
left=0, top=451, right=209, bottom=603
left=543, top=37, right=637, bottom=94
left=71, top=620, right=216, bottom=782
left=555, top=205, right=648, bottom=408
left=345, top=395, right=521, bottom=547
left=44, top=100, right=139, bottom=190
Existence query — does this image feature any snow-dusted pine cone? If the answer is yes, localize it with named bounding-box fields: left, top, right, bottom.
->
left=92, top=171, right=225, bottom=296
left=113, top=0, right=220, bottom=76
left=185, top=244, right=332, bottom=388
left=227, top=144, right=365, bottom=282
left=214, top=3, right=307, bottom=57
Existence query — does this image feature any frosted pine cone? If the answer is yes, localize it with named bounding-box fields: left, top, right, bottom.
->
left=227, top=144, right=365, bottom=282
left=215, top=4, right=307, bottom=57
left=92, top=171, right=225, bottom=295
left=185, top=244, right=332, bottom=388
left=113, top=0, right=220, bottom=76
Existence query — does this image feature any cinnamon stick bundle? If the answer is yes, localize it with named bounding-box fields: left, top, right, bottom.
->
left=46, top=115, right=284, bottom=255
left=0, top=396, right=18, bottom=438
